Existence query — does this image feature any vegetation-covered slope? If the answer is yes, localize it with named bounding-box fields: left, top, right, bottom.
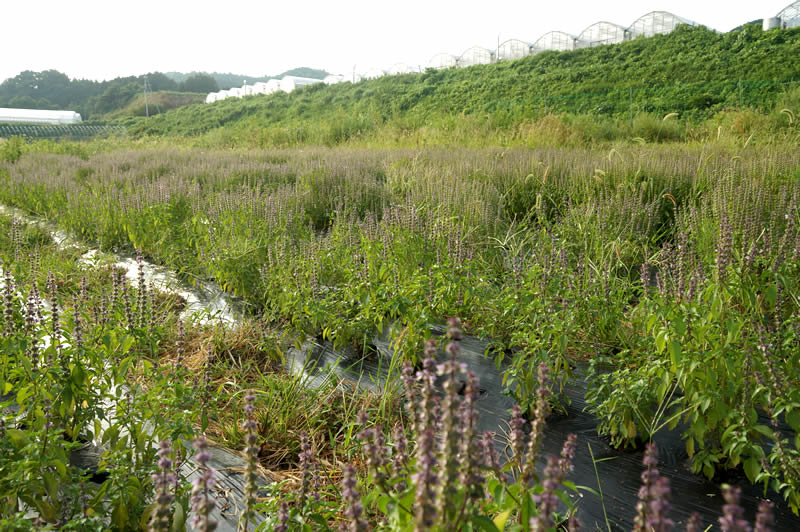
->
left=0, top=68, right=327, bottom=120
left=124, top=25, right=800, bottom=143
left=102, top=91, right=206, bottom=119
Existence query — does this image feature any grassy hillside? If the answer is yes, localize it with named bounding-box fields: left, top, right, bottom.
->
left=123, top=24, right=800, bottom=146
left=102, top=91, right=206, bottom=119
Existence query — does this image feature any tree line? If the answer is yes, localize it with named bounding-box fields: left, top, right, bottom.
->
left=0, top=67, right=327, bottom=120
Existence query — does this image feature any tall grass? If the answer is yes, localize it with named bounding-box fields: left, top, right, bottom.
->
left=2, top=141, right=799, bottom=510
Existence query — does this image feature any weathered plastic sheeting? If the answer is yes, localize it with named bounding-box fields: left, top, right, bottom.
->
left=0, top=203, right=244, bottom=326
left=5, top=202, right=800, bottom=529
left=497, top=39, right=532, bottom=61
left=179, top=443, right=269, bottom=532
left=458, top=46, right=495, bottom=67
left=532, top=31, right=581, bottom=52
left=279, top=76, right=323, bottom=93
left=577, top=21, right=629, bottom=47
left=0, top=107, right=82, bottom=125
left=110, top=255, right=243, bottom=325
left=387, top=63, right=418, bottom=75
left=287, top=323, right=800, bottom=531
left=628, top=11, right=695, bottom=38
left=778, top=1, right=800, bottom=28
left=427, top=53, right=459, bottom=69
left=0, top=207, right=262, bottom=532
left=362, top=68, right=386, bottom=80
left=323, top=74, right=348, bottom=85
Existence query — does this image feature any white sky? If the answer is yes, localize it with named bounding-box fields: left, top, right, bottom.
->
left=1, top=0, right=793, bottom=83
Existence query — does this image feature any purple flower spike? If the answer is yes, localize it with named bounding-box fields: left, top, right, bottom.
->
left=297, top=430, right=317, bottom=505
left=274, top=501, right=289, bottom=532
left=531, top=456, right=562, bottom=532
left=412, top=426, right=438, bottom=529
left=719, top=485, right=751, bottom=532
left=342, top=463, right=368, bottom=532
left=634, top=443, right=674, bottom=532
left=509, top=404, right=526, bottom=469
left=240, top=392, right=259, bottom=532
left=190, top=436, right=218, bottom=532
left=754, top=500, right=774, bottom=532
left=524, top=363, right=551, bottom=484
left=148, top=440, right=175, bottom=532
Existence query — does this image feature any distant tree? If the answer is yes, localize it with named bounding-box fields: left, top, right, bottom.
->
left=179, top=74, right=219, bottom=93
left=0, top=70, right=71, bottom=108
left=143, top=72, right=179, bottom=92
left=7, top=95, right=55, bottom=109
left=279, top=67, right=328, bottom=80
left=88, top=81, right=140, bottom=115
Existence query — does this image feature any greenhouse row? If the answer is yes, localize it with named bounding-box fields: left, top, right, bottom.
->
left=0, top=107, right=82, bottom=125
left=205, top=3, right=800, bottom=104
left=205, top=76, right=324, bottom=103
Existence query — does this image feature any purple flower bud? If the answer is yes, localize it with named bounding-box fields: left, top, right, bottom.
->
left=342, top=463, right=368, bottom=532
left=401, top=361, right=419, bottom=434
left=438, top=320, right=465, bottom=520
left=754, top=500, right=774, bottom=532
left=412, top=426, right=438, bottom=529
left=719, top=485, right=751, bottom=532
left=392, top=425, right=409, bottom=491
left=531, top=456, right=562, bottom=532
left=359, top=423, right=390, bottom=486
left=274, top=501, right=289, bottom=532
left=524, top=363, right=551, bottom=484
left=685, top=512, right=702, bottom=532
left=240, top=392, right=260, bottom=531
left=509, top=405, right=526, bottom=470
left=149, top=440, right=175, bottom=532
left=479, top=431, right=501, bottom=479
left=190, top=436, right=218, bottom=532
left=297, top=430, right=318, bottom=505
left=175, top=319, right=186, bottom=368
left=634, top=443, right=675, bottom=532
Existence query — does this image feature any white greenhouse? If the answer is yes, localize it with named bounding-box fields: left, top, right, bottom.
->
left=533, top=31, right=581, bottom=52
left=324, top=74, right=347, bottom=85
left=497, top=39, right=532, bottom=61
left=265, top=79, right=282, bottom=93
left=387, top=63, right=418, bottom=75
left=204, top=93, right=218, bottom=104
left=458, top=46, right=495, bottom=67
left=279, top=76, right=322, bottom=93
left=0, top=108, right=82, bottom=125
left=227, top=87, right=244, bottom=98
left=777, top=1, right=800, bottom=28
left=251, top=82, right=275, bottom=95
left=577, top=22, right=629, bottom=47
left=628, top=11, right=695, bottom=38
left=427, top=53, right=459, bottom=69
left=362, top=68, right=386, bottom=80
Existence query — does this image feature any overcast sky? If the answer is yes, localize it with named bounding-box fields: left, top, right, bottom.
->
left=1, top=0, right=794, bottom=83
